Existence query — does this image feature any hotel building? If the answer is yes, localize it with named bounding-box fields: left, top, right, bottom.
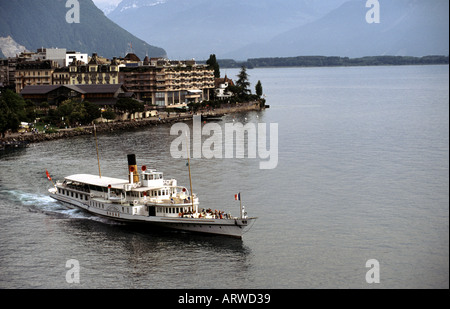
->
left=119, top=57, right=215, bottom=106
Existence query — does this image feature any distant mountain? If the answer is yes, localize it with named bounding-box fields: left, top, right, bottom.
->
left=0, top=0, right=166, bottom=59
left=0, top=36, right=28, bottom=59
left=93, top=0, right=122, bottom=15
left=225, top=0, right=450, bottom=59
left=107, top=0, right=349, bottom=60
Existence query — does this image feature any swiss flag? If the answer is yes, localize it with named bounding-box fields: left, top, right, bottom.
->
left=45, top=169, right=52, bottom=181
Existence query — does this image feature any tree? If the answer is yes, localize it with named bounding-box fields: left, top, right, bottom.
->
left=115, top=98, right=145, bottom=117
left=206, top=54, right=220, bottom=78
left=102, top=108, right=117, bottom=122
left=236, top=65, right=251, bottom=99
left=57, top=99, right=85, bottom=126
left=0, top=89, right=26, bottom=136
left=55, top=99, right=101, bottom=126
left=24, top=99, right=36, bottom=123
left=225, top=84, right=242, bottom=97
left=255, top=80, right=263, bottom=98
left=83, top=101, right=101, bottom=123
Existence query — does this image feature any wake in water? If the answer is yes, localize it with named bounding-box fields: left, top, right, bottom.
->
left=0, top=189, right=121, bottom=225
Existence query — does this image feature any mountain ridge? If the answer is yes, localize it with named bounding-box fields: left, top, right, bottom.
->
left=107, top=0, right=349, bottom=60
left=224, top=0, right=449, bottom=59
left=0, top=0, right=166, bottom=59
left=106, top=0, right=448, bottom=60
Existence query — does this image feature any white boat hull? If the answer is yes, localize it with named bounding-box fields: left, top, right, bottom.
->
left=50, top=193, right=255, bottom=238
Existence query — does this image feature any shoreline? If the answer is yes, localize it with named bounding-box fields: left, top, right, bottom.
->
left=215, top=55, right=449, bottom=69
left=1, top=101, right=264, bottom=146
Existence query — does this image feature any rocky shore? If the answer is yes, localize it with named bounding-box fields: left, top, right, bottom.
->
left=1, top=101, right=264, bottom=146
left=1, top=115, right=190, bottom=145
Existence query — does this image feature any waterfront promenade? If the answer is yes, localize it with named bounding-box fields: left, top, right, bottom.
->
left=1, top=101, right=263, bottom=146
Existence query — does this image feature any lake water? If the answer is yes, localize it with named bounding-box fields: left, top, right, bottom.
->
left=0, top=65, right=448, bottom=289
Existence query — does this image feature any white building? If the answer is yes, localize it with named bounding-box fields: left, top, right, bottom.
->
left=27, top=48, right=88, bottom=67
left=66, top=51, right=88, bottom=66
left=30, top=48, right=67, bottom=67
left=215, top=78, right=233, bottom=99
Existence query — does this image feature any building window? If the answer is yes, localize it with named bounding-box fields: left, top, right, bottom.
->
left=156, top=92, right=165, bottom=106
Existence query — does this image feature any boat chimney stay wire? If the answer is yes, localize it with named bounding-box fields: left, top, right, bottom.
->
left=185, top=133, right=195, bottom=213
left=94, top=124, right=101, bottom=178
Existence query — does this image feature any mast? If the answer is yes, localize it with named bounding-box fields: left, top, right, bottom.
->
left=240, top=193, right=243, bottom=219
left=94, top=124, right=101, bottom=178
left=185, top=134, right=195, bottom=213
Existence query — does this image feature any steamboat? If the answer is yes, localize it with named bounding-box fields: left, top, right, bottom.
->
left=48, top=154, right=256, bottom=238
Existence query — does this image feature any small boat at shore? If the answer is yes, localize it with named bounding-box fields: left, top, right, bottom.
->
left=200, top=114, right=226, bottom=121
left=47, top=154, right=256, bottom=238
